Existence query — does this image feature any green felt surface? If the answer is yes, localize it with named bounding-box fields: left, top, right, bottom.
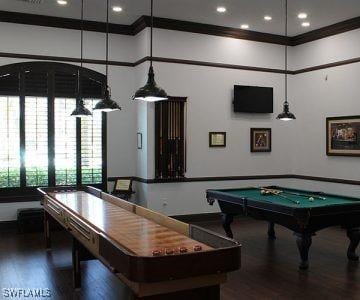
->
left=213, top=187, right=360, bottom=208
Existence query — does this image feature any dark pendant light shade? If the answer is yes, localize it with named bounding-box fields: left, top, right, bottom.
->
left=71, top=0, right=92, bottom=118
left=276, top=100, right=296, bottom=121
left=71, top=99, right=92, bottom=118
left=277, top=0, right=296, bottom=121
left=93, top=0, right=122, bottom=112
left=133, top=0, right=168, bottom=102
left=133, top=66, right=168, bottom=102
left=94, top=87, right=122, bottom=112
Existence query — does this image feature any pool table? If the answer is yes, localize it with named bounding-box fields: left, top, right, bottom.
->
left=207, top=186, right=360, bottom=270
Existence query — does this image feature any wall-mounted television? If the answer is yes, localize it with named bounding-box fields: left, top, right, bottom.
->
left=233, top=85, right=273, bottom=113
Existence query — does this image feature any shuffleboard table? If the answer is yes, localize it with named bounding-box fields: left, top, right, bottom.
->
left=207, top=186, right=360, bottom=270
left=39, top=186, right=240, bottom=300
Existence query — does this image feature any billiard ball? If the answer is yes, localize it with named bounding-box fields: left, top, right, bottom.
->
left=309, top=197, right=314, bottom=202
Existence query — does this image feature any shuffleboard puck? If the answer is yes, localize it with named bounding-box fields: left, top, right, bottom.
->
left=165, top=248, right=174, bottom=255
left=152, top=250, right=163, bottom=256
left=179, top=247, right=188, bottom=253
left=193, top=245, right=202, bottom=252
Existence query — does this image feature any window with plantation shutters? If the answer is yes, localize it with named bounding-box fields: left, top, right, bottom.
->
left=54, top=98, right=77, bottom=186
left=25, top=97, right=49, bottom=186
left=0, top=96, right=20, bottom=188
left=155, top=97, right=187, bottom=179
left=81, top=99, right=103, bottom=184
left=0, top=62, right=107, bottom=192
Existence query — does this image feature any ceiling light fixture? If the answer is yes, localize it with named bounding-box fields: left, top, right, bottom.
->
left=277, top=0, right=296, bottom=121
left=57, top=0, right=67, bottom=5
left=112, top=6, right=123, bottom=12
left=133, top=0, right=168, bottom=102
left=297, top=12, right=307, bottom=19
left=93, top=0, right=122, bottom=112
left=216, top=6, right=226, bottom=13
left=301, top=22, right=310, bottom=27
left=71, top=0, right=92, bottom=118
left=240, top=24, right=249, bottom=29
left=264, top=15, right=272, bottom=21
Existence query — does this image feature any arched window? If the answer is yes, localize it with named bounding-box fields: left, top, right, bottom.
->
left=0, top=62, right=107, bottom=198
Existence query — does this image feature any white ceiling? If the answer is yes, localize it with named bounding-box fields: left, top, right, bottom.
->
left=1, top=0, right=360, bottom=36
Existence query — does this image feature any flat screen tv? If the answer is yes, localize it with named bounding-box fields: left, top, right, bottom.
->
left=233, top=85, right=273, bottom=113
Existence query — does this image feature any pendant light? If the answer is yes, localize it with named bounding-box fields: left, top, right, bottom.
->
left=93, top=0, right=122, bottom=112
left=71, top=0, right=92, bottom=118
left=133, top=0, right=168, bottom=102
left=277, top=0, right=296, bottom=121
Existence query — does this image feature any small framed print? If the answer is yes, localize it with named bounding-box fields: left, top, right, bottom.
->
left=209, top=132, right=226, bottom=147
left=137, top=132, right=142, bottom=149
left=251, top=128, right=271, bottom=152
left=326, top=116, right=360, bottom=156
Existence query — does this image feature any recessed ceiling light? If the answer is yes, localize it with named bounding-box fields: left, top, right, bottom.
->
left=298, top=13, right=308, bottom=19
left=240, top=24, right=249, bottom=29
left=301, top=22, right=310, bottom=27
left=112, top=6, right=123, bottom=12
left=57, top=0, right=67, bottom=5
left=216, top=6, right=226, bottom=13
left=264, top=15, right=272, bottom=21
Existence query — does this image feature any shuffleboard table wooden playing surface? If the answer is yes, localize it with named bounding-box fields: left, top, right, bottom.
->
left=38, top=186, right=240, bottom=300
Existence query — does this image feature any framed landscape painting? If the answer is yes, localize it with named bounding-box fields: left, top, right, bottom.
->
left=326, top=116, right=360, bottom=156
left=251, top=128, right=271, bottom=152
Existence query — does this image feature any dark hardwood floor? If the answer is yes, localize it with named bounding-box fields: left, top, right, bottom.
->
left=0, top=217, right=359, bottom=299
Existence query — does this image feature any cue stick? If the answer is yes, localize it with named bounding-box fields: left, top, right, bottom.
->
left=255, top=187, right=300, bottom=205
left=280, top=190, right=326, bottom=200
left=261, top=187, right=326, bottom=201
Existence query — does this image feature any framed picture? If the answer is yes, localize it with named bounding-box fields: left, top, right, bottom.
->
left=326, top=116, right=360, bottom=156
left=137, top=132, right=142, bottom=149
left=209, top=132, right=226, bottom=147
left=251, top=128, right=271, bottom=152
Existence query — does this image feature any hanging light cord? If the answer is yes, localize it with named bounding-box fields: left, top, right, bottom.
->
left=78, top=0, right=84, bottom=100
left=106, top=0, right=109, bottom=87
left=284, top=0, right=288, bottom=102
left=80, top=0, right=84, bottom=68
left=150, top=0, right=153, bottom=67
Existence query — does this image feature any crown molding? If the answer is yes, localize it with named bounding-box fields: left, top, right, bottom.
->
left=0, top=10, right=133, bottom=34
left=1, top=10, right=359, bottom=46
left=291, top=16, right=360, bottom=46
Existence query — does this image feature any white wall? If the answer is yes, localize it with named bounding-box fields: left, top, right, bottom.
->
left=0, top=21, right=360, bottom=219
left=289, top=28, right=360, bottom=70
left=291, top=35, right=360, bottom=181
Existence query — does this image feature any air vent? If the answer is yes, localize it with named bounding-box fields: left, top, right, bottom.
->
left=17, top=0, right=44, bottom=4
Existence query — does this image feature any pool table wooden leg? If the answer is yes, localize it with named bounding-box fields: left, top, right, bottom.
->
left=294, top=233, right=312, bottom=270
left=268, top=222, right=276, bottom=240
left=347, top=228, right=360, bottom=261
left=221, top=213, right=234, bottom=239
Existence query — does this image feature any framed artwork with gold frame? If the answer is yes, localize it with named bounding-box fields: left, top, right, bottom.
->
left=326, top=116, right=360, bottom=156
left=209, top=132, right=226, bottom=147
left=250, top=128, right=271, bottom=152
